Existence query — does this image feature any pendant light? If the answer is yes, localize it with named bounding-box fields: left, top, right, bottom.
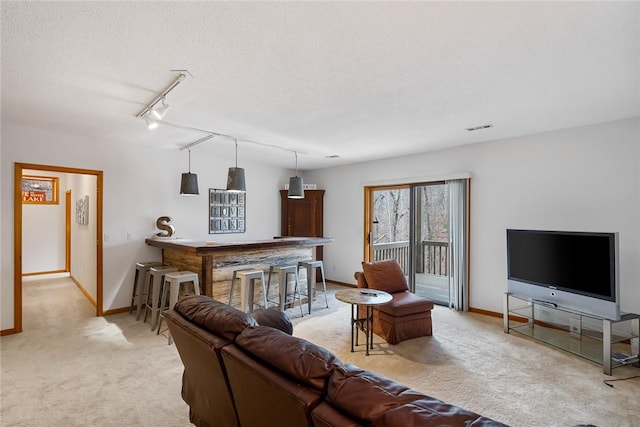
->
left=226, top=139, right=246, bottom=192
left=288, top=151, right=304, bottom=199
left=180, top=149, right=199, bottom=195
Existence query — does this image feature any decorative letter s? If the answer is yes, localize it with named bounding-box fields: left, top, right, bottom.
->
left=156, top=216, right=175, bottom=238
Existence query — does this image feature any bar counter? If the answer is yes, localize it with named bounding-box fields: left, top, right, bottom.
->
left=145, top=236, right=334, bottom=300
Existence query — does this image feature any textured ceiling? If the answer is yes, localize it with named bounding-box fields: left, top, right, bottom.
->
left=2, top=1, right=639, bottom=170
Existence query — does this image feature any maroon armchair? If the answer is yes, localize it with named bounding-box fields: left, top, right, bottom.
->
left=355, top=259, right=434, bottom=344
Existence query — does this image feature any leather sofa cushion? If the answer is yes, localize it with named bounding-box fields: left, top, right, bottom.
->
left=235, top=326, right=341, bottom=390
left=376, top=291, right=435, bottom=317
left=174, top=294, right=257, bottom=341
left=362, top=259, right=409, bottom=294
left=327, top=364, right=427, bottom=424
left=251, top=308, right=293, bottom=335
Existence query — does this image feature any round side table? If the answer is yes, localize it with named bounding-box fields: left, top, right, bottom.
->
left=335, top=288, right=392, bottom=355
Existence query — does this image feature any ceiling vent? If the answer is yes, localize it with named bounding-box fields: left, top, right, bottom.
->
left=466, top=124, right=494, bottom=132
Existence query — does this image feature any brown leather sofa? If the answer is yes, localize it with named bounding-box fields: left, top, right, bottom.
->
left=164, top=294, right=507, bottom=427
left=355, top=259, right=434, bottom=344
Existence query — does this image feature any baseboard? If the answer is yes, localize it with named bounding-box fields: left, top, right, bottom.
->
left=326, top=279, right=356, bottom=288
left=22, top=271, right=70, bottom=281
left=468, top=307, right=503, bottom=318
left=103, top=306, right=131, bottom=316
left=70, top=275, right=97, bottom=308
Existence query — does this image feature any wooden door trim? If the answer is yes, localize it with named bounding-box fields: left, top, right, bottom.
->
left=65, top=190, right=71, bottom=272
left=10, top=163, right=104, bottom=335
left=363, top=184, right=410, bottom=263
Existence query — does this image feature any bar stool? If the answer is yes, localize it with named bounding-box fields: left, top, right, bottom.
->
left=129, top=261, right=163, bottom=320
left=143, top=265, right=178, bottom=331
left=298, top=260, right=329, bottom=314
left=157, top=271, right=200, bottom=344
left=266, top=265, right=304, bottom=317
left=228, top=269, right=268, bottom=313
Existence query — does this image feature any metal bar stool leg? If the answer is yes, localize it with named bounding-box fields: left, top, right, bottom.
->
left=294, top=273, right=304, bottom=317
left=317, top=262, right=329, bottom=308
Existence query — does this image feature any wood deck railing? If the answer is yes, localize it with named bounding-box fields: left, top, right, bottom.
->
left=372, top=241, right=410, bottom=272
left=420, top=240, right=448, bottom=276
left=372, top=240, right=448, bottom=276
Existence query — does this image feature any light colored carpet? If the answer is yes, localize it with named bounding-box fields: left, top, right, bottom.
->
left=2, top=278, right=639, bottom=427
left=293, top=296, right=640, bottom=427
left=1, top=277, right=191, bottom=427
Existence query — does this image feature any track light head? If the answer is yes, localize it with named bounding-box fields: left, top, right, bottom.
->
left=145, top=114, right=159, bottom=130
left=151, top=97, right=170, bottom=119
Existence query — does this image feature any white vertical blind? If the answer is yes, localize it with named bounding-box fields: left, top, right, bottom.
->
left=447, top=178, right=470, bottom=311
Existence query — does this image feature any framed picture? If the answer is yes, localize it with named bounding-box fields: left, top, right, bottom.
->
left=76, top=195, right=89, bottom=225
left=22, top=175, right=59, bottom=204
left=209, top=188, right=246, bottom=234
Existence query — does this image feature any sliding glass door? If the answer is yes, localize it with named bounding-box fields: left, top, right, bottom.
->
left=410, top=182, right=450, bottom=305
left=365, top=178, right=469, bottom=310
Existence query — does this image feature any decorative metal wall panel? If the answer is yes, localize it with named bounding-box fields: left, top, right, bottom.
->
left=209, top=189, right=245, bottom=234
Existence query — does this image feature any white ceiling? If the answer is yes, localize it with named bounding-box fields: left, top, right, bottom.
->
left=2, top=1, right=639, bottom=170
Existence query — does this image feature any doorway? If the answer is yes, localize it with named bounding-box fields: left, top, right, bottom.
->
left=364, top=178, right=469, bottom=310
left=12, top=163, right=104, bottom=334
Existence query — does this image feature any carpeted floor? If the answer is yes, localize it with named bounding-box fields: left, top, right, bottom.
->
left=1, top=277, right=639, bottom=426
left=294, top=298, right=640, bottom=427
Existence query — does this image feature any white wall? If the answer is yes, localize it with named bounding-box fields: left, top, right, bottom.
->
left=22, top=170, right=67, bottom=273
left=305, top=117, right=640, bottom=315
left=68, top=173, right=98, bottom=300
left=1, top=123, right=291, bottom=330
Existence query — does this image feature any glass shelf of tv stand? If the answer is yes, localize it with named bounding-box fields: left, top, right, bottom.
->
left=503, top=292, right=640, bottom=375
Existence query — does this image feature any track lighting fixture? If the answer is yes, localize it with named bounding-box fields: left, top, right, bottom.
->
left=137, top=72, right=313, bottom=194
left=136, top=71, right=189, bottom=126
left=226, top=139, right=246, bottom=192
left=180, top=149, right=199, bottom=195
left=288, top=151, right=304, bottom=199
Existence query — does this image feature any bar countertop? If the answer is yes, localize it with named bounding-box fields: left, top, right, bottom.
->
left=145, top=236, right=334, bottom=255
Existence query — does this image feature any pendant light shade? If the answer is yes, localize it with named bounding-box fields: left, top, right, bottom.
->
left=180, top=173, right=199, bottom=195
left=180, top=149, right=199, bottom=195
left=226, top=139, right=246, bottom=192
left=287, top=151, right=304, bottom=199
left=288, top=176, right=304, bottom=199
left=227, top=167, right=246, bottom=192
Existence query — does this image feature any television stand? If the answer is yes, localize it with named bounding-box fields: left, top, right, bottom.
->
left=504, top=293, right=639, bottom=375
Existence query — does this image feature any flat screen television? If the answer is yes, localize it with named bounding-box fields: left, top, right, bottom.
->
left=506, top=229, right=620, bottom=320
